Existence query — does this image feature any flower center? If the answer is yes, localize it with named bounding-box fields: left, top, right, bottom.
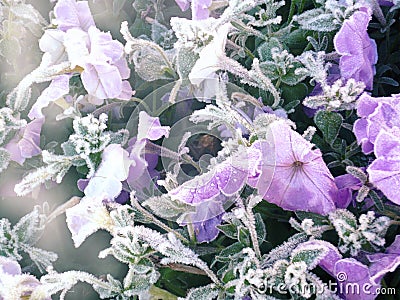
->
left=292, top=161, right=303, bottom=168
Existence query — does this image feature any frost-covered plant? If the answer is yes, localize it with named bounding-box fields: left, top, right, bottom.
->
left=1, top=0, right=400, bottom=299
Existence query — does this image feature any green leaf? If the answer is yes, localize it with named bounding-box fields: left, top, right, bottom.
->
left=238, top=226, right=251, bottom=246
left=281, top=83, right=308, bottom=103
left=217, top=223, right=238, bottom=240
left=216, top=242, right=245, bottom=262
left=290, top=245, right=327, bottom=269
left=257, top=38, right=284, bottom=61
left=314, top=110, right=343, bottom=145
left=254, top=213, right=266, bottom=243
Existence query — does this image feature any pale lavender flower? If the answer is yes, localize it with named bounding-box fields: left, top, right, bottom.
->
left=0, top=257, right=45, bottom=299
left=84, top=144, right=132, bottom=201
left=53, top=0, right=95, bottom=32
left=4, top=118, right=44, bottom=165
left=353, top=93, right=400, bottom=154
left=65, top=196, right=113, bottom=247
left=127, top=112, right=170, bottom=188
left=137, top=111, right=171, bottom=141
left=334, top=9, right=378, bottom=90
left=248, top=121, right=337, bottom=215
left=367, top=128, right=400, bottom=205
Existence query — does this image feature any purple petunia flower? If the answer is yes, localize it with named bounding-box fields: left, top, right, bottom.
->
left=314, top=237, right=400, bottom=300
left=4, top=118, right=44, bottom=165
left=353, top=92, right=400, bottom=154
left=367, top=127, right=400, bottom=205
left=334, top=9, right=378, bottom=90
left=169, top=146, right=262, bottom=242
left=248, top=121, right=337, bottom=215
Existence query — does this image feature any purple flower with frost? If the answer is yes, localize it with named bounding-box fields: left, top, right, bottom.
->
left=334, top=258, right=380, bottom=300
left=169, top=146, right=262, bottom=242
left=353, top=92, right=400, bottom=154
left=65, top=196, right=114, bottom=247
left=53, top=0, right=95, bottom=32
left=28, top=75, right=70, bottom=120
left=314, top=237, right=400, bottom=300
left=367, top=127, right=400, bottom=205
left=0, top=257, right=47, bottom=299
left=4, top=118, right=44, bottom=165
left=333, top=9, right=378, bottom=90
left=179, top=197, right=225, bottom=242
left=126, top=112, right=170, bottom=189
left=248, top=121, right=338, bottom=215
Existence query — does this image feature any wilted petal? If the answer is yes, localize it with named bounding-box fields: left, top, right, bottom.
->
left=137, top=111, right=170, bottom=141
left=28, top=75, right=70, bottom=119
left=180, top=198, right=225, bottom=242
left=4, top=118, right=44, bottom=165
left=54, top=0, right=95, bottom=32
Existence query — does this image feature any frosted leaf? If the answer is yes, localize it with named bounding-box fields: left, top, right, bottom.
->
left=0, top=148, right=10, bottom=173
left=6, top=61, right=71, bottom=112
left=142, top=194, right=195, bottom=219
left=181, top=284, right=219, bottom=300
